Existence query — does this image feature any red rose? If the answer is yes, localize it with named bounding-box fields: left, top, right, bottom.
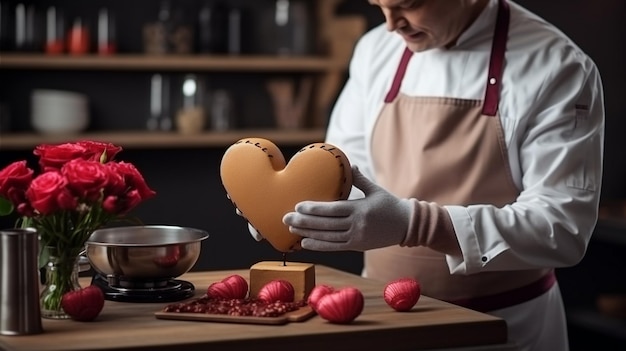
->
left=26, top=172, right=77, bottom=215
left=34, top=143, right=88, bottom=172
left=103, top=189, right=144, bottom=215
left=101, top=156, right=158, bottom=214
left=101, top=195, right=120, bottom=214
left=121, top=189, right=143, bottom=212
left=104, top=167, right=125, bottom=195
left=0, top=160, right=34, bottom=203
left=108, top=162, right=156, bottom=200
left=76, top=140, right=122, bottom=163
left=62, top=159, right=111, bottom=202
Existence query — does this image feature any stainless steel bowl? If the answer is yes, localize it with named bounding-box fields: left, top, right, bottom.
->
left=85, top=225, right=209, bottom=286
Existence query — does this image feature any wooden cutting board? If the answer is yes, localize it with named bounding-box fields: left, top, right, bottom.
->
left=154, top=305, right=315, bottom=325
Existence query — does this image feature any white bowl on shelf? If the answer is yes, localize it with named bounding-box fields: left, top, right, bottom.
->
left=31, top=89, right=89, bottom=135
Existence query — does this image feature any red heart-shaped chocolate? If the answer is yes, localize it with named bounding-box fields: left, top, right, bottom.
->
left=221, top=274, right=249, bottom=299
left=307, top=284, right=335, bottom=312
left=316, top=287, right=364, bottom=324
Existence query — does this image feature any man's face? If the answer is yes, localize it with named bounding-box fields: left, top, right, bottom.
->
left=369, top=0, right=479, bottom=52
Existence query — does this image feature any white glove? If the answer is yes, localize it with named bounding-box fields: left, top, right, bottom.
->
left=232, top=199, right=264, bottom=242
left=247, top=222, right=264, bottom=242
left=282, top=166, right=413, bottom=252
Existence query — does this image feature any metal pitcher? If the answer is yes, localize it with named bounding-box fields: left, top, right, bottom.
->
left=0, top=227, right=43, bottom=335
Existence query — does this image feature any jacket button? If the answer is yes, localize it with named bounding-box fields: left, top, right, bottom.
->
left=481, top=256, right=488, bottom=262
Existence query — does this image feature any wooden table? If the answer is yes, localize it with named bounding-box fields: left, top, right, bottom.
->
left=0, top=265, right=515, bottom=351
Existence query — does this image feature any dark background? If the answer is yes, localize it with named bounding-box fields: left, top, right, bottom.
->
left=1, top=1, right=625, bottom=349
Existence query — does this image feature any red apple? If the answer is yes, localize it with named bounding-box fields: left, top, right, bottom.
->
left=316, top=287, right=364, bottom=324
left=61, top=285, right=105, bottom=321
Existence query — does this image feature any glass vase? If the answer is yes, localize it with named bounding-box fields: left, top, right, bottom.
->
left=39, top=246, right=82, bottom=319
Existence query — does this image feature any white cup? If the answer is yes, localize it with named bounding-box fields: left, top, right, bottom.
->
left=31, top=89, right=89, bottom=134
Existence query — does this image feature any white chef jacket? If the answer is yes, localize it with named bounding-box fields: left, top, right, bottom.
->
left=325, top=0, right=605, bottom=275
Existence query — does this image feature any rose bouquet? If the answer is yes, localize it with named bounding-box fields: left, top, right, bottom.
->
left=0, top=140, right=156, bottom=318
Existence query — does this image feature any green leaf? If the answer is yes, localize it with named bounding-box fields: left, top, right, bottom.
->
left=0, top=197, right=14, bottom=216
left=38, top=246, right=50, bottom=270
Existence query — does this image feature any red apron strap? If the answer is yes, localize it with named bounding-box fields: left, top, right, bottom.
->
left=384, top=0, right=510, bottom=108
left=482, top=0, right=510, bottom=116
left=384, top=47, right=413, bottom=103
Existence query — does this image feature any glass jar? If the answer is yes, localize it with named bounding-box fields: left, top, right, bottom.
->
left=67, top=17, right=90, bottom=55
left=175, top=74, right=206, bottom=134
left=210, top=89, right=234, bottom=131
left=45, top=6, right=64, bottom=54
left=97, top=8, right=116, bottom=55
left=39, top=246, right=82, bottom=319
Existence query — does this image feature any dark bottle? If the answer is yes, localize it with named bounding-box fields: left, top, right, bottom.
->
left=227, top=7, right=241, bottom=55
left=14, top=3, right=40, bottom=52
left=151, top=0, right=172, bottom=54
left=0, top=2, right=12, bottom=51
left=273, top=0, right=312, bottom=55
left=196, top=2, right=228, bottom=53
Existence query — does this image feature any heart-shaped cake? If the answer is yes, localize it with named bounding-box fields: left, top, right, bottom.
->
left=220, top=138, right=353, bottom=252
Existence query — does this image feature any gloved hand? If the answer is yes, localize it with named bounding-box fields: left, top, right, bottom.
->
left=283, top=166, right=413, bottom=252
left=231, top=197, right=264, bottom=242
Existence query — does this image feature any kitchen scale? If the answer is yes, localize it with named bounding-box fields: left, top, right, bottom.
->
left=90, top=274, right=195, bottom=303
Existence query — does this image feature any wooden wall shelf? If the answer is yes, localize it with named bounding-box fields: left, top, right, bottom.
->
left=0, top=1, right=365, bottom=148
left=0, top=129, right=327, bottom=150
left=0, top=54, right=342, bottom=72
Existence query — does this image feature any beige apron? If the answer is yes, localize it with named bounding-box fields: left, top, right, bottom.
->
left=366, top=0, right=553, bottom=312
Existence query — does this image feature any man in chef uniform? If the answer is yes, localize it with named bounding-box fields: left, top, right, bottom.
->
left=280, top=0, right=605, bottom=350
